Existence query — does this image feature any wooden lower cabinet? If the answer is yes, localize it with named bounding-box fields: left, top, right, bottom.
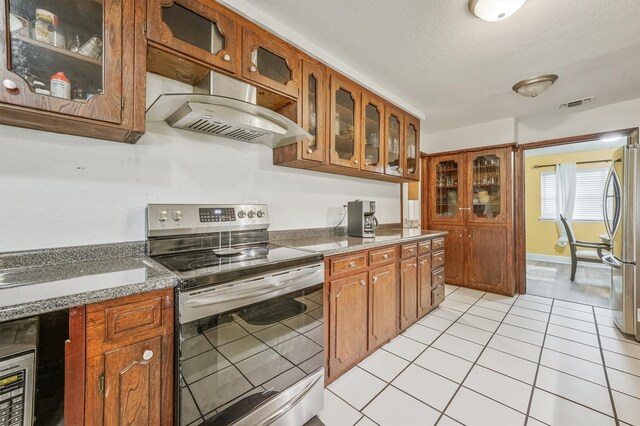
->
left=399, top=258, right=418, bottom=330
left=325, top=238, right=446, bottom=383
left=368, top=264, right=397, bottom=349
left=328, top=272, right=369, bottom=378
left=467, top=225, right=510, bottom=294
left=433, top=225, right=465, bottom=285
left=84, top=289, right=174, bottom=426
left=418, top=255, right=432, bottom=317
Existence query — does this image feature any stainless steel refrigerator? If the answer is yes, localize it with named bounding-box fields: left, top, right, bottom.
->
left=602, top=143, right=639, bottom=341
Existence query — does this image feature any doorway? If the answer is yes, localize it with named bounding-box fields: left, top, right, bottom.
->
left=516, top=129, right=637, bottom=307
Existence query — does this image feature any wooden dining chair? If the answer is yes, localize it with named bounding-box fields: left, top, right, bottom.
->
left=559, top=214, right=610, bottom=281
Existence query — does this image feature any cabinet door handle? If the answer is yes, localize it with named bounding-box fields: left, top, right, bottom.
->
left=3, top=79, right=18, bottom=90
left=348, top=261, right=355, bottom=268
left=360, top=280, right=366, bottom=286
left=354, top=159, right=359, bottom=165
left=382, top=253, right=389, bottom=259
left=468, top=235, right=471, bottom=238
left=223, top=54, right=231, bottom=62
left=249, top=65, right=257, bottom=73
left=143, top=350, right=154, bottom=361
left=307, top=147, right=317, bottom=154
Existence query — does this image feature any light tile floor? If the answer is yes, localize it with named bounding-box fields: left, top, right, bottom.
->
left=319, top=285, right=640, bottom=426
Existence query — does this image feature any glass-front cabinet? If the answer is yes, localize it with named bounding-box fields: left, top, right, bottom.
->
left=329, top=75, right=361, bottom=169
left=147, top=0, right=238, bottom=74
left=1, top=0, right=123, bottom=123
left=300, top=59, right=326, bottom=163
left=467, top=149, right=508, bottom=223
left=242, top=27, right=299, bottom=98
left=360, top=92, right=384, bottom=173
left=404, top=116, right=420, bottom=180
left=429, top=154, right=465, bottom=223
left=385, top=106, right=404, bottom=177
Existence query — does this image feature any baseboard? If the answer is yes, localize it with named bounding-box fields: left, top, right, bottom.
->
left=526, top=253, right=609, bottom=269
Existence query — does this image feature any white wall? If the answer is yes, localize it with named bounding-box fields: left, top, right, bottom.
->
left=516, top=98, right=640, bottom=143
left=0, top=74, right=400, bottom=252
left=422, top=118, right=516, bottom=153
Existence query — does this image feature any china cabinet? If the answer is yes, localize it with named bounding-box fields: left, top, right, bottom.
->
left=427, top=146, right=515, bottom=295
left=0, top=0, right=145, bottom=142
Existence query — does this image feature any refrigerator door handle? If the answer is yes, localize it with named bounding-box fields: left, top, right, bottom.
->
left=602, top=254, right=622, bottom=269
left=603, top=166, right=615, bottom=239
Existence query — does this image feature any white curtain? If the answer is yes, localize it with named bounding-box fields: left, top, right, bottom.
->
left=555, top=163, right=577, bottom=246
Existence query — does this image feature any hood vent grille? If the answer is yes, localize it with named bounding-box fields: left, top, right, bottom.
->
left=183, top=117, right=270, bottom=141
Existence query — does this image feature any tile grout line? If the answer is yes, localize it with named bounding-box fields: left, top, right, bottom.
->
left=357, top=286, right=486, bottom=419
left=433, top=292, right=522, bottom=425
left=591, top=305, right=620, bottom=425
left=523, top=298, right=554, bottom=425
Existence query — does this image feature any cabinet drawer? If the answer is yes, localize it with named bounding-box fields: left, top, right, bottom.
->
left=432, top=238, right=445, bottom=250
left=369, top=247, right=396, bottom=266
left=432, top=268, right=445, bottom=287
left=432, top=284, right=445, bottom=306
left=418, top=240, right=432, bottom=254
left=330, top=252, right=367, bottom=275
left=401, top=243, right=418, bottom=258
left=432, top=250, right=445, bottom=269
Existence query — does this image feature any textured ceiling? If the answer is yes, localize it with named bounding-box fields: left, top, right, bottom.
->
left=241, top=0, right=640, bottom=133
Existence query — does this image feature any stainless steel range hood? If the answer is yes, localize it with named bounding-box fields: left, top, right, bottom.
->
left=146, top=72, right=310, bottom=148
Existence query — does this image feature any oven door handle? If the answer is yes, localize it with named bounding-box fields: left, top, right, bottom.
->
left=184, top=266, right=323, bottom=308
left=262, top=373, right=323, bottom=425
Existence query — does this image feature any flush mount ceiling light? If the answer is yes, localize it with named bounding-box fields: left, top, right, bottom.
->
left=512, top=74, right=559, bottom=98
left=468, top=0, right=527, bottom=21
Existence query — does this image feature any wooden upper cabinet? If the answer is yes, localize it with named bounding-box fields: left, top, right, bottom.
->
left=428, top=153, right=466, bottom=223
left=403, top=115, right=420, bottom=180
left=329, top=74, right=361, bottom=169
left=0, top=0, right=124, bottom=124
left=328, top=273, right=368, bottom=377
left=360, top=92, right=385, bottom=174
left=146, top=0, right=239, bottom=75
left=242, top=27, right=299, bottom=98
left=368, top=263, right=397, bottom=350
left=300, top=59, right=327, bottom=163
left=385, top=106, right=405, bottom=177
left=466, top=148, right=511, bottom=224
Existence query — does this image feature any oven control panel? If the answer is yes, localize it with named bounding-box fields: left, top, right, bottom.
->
left=147, top=204, right=269, bottom=237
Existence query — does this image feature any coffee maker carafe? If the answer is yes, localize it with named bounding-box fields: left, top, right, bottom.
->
left=347, top=200, right=378, bottom=238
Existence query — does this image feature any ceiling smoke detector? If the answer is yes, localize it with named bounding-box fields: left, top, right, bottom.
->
left=512, top=74, right=558, bottom=98
left=468, top=0, right=527, bottom=21
left=558, top=96, right=595, bottom=109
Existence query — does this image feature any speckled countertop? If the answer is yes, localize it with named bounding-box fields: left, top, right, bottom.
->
left=274, top=228, right=448, bottom=256
left=0, top=256, right=178, bottom=322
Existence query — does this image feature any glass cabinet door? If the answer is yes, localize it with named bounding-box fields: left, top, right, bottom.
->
left=385, top=107, right=404, bottom=176
left=404, top=116, right=419, bottom=179
left=300, top=59, right=326, bottom=163
left=468, top=150, right=508, bottom=223
left=329, top=75, right=360, bottom=168
left=361, top=92, right=384, bottom=173
left=430, top=156, right=465, bottom=223
left=242, top=27, right=299, bottom=98
left=147, top=0, right=238, bottom=74
left=1, top=0, right=122, bottom=123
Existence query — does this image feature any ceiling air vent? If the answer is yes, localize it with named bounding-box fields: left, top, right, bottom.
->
left=558, top=96, right=595, bottom=109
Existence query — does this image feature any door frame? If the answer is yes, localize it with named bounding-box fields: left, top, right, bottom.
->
left=514, top=127, right=639, bottom=295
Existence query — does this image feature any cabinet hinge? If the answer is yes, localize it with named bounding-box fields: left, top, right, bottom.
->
left=98, top=373, right=105, bottom=394
left=121, top=97, right=125, bottom=109
left=142, top=19, right=147, bottom=33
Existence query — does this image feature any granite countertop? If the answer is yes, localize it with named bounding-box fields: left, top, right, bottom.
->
left=0, top=256, right=178, bottom=322
left=275, top=228, right=448, bottom=256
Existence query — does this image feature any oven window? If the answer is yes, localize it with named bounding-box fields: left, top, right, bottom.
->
left=179, top=284, right=324, bottom=425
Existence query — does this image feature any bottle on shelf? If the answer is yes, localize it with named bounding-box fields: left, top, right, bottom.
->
left=50, top=72, right=71, bottom=99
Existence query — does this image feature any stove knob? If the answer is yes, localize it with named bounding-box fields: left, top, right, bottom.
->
left=172, top=210, right=182, bottom=221
left=157, top=210, right=168, bottom=222
left=257, top=210, right=266, bottom=218
left=247, top=210, right=256, bottom=218
left=237, top=210, right=246, bottom=218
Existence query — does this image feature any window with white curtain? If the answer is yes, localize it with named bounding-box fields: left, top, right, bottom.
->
left=540, top=167, right=610, bottom=221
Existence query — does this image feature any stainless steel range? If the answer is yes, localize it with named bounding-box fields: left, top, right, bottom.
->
left=147, top=204, right=325, bottom=426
